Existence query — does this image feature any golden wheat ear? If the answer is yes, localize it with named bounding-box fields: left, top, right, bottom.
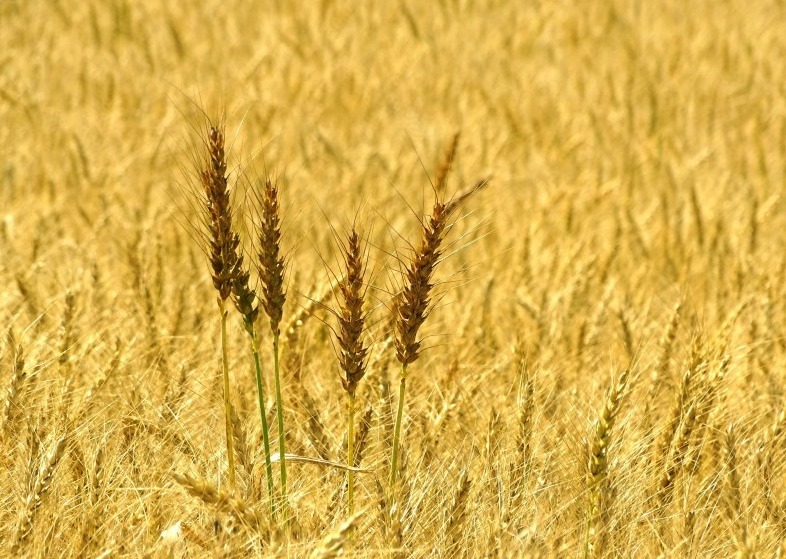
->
left=336, top=227, right=370, bottom=398
left=585, top=369, right=629, bottom=559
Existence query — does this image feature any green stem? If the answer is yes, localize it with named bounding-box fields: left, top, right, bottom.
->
left=389, top=363, right=408, bottom=494
left=249, top=328, right=276, bottom=517
left=348, top=392, right=356, bottom=517
left=272, top=335, right=288, bottom=524
left=219, top=299, right=236, bottom=491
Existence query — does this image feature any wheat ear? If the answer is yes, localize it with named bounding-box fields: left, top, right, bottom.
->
left=173, top=473, right=265, bottom=533
left=1, top=330, right=26, bottom=441
left=309, top=513, right=362, bottom=559
left=12, top=436, right=67, bottom=555
left=584, top=369, right=629, bottom=559
left=445, top=468, right=472, bottom=555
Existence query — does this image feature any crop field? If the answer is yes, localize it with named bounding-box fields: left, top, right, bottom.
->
left=2, top=0, right=786, bottom=557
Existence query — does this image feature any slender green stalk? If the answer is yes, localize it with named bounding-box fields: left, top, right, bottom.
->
left=272, top=335, right=288, bottom=523
left=389, top=364, right=408, bottom=492
left=348, top=392, right=356, bottom=516
left=249, top=328, right=276, bottom=517
left=219, top=299, right=236, bottom=490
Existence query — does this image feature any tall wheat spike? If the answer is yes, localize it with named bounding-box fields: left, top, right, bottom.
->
left=389, top=134, right=489, bottom=492
left=198, top=123, right=247, bottom=491
left=333, top=226, right=370, bottom=517
left=256, top=177, right=289, bottom=522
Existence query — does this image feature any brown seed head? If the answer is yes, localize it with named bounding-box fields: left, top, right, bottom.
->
left=200, top=126, right=246, bottom=304
left=393, top=137, right=488, bottom=367
left=257, top=178, right=286, bottom=336
left=394, top=200, right=448, bottom=366
left=232, top=265, right=259, bottom=334
left=336, top=228, right=369, bottom=395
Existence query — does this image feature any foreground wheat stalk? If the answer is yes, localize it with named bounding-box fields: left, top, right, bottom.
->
left=231, top=244, right=276, bottom=516
left=333, top=227, right=369, bottom=517
left=199, top=124, right=246, bottom=491
left=389, top=135, right=488, bottom=493
left=218, top=299, right=236, bottom=489
left=256, top=178, right=289, bottom=522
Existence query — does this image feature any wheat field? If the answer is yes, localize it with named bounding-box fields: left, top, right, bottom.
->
left=2, top=0, right=786, bottom=557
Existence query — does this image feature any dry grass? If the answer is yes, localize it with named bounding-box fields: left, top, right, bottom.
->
left=3, top=0, right=786, bottom=557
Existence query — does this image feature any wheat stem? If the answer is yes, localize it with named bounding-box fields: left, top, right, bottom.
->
left=272, top=335, right=288, bottom=523
left=389, top=364, right=408, bottom=493
left=249, top=328, right=276, bottom=517
left=255, top=177, right=288, bottom=526
left=219, top=298, right=236, bottom=491
left=348, top=392, right=356, bottom=517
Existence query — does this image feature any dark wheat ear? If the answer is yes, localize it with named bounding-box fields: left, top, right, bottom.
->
left=393, top=196, right=449, bottom=366
left=197, top=121, right=255, bottom=492
left=393, top=140, right=488, bottom=367
left=201, top=125, right=245, bottom=304
left=256, top=177, right=287, bottom=337
left=389, top=134, right=489, bottom=494
left=334, top=225, right=372, bottom=518
left=337, top=227, right=370, bottom=397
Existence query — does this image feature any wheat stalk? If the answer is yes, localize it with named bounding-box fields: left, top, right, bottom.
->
left=230, top=226, right=276, bottom=516
left=255, top=176, right=289, bottom=523
left=331, top=226, right=371, bottom=517
left=389, top=135, right=488, bottom=493
left=197, top=122, right=247, bottom=491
